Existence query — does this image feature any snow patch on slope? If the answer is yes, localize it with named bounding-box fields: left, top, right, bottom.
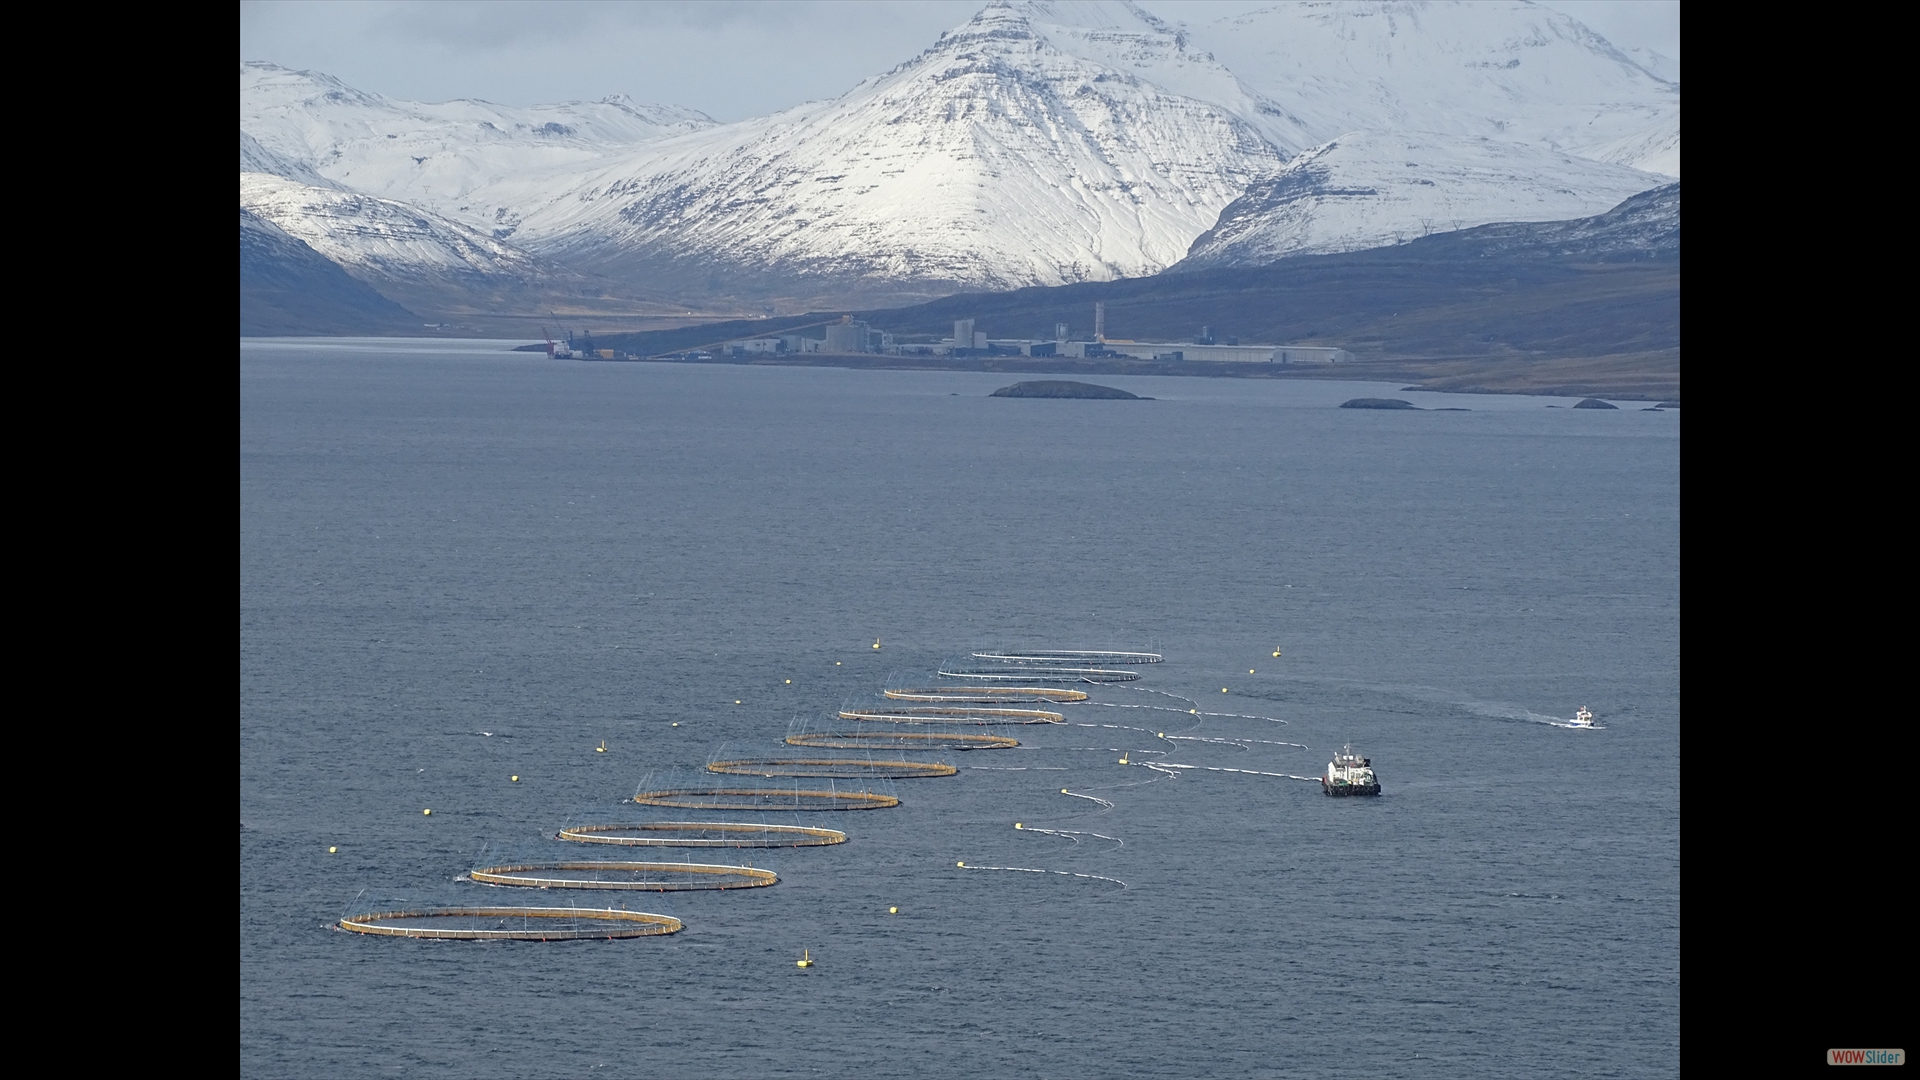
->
left=241, top=130, right=342, bottom=189
left=1575, top=112, right=1679, bottom=177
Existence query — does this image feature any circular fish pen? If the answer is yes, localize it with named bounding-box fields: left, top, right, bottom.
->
left=707, top=757, right=957, bottom=779
left=971, top=650, right=1163, bottom=665
left=338, top=906, right=682, bottom=940
left=557, top=821, right=847, bottom=848
left=886, top=687, right=1088, bottom=703
left=937, top=665, right=1140, bottom=683
left=839, top=705, right=1064, bottom=724
left=632, top=786, right=900, bottom=811
left=787, top=731, right=1019, bottom=751
left=469, top=861, right=777, bottom=891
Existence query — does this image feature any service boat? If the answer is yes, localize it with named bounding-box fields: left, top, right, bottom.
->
left=1567, top=706, right=1597, bottom=729
left=1322, top=744, right=1381, bottom=797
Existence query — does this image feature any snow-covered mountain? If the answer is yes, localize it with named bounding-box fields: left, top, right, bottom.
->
left=511, top=1, right=1286, bottom=301
left=1184, top=1, right=1679, bottom=175
left=238, top=0, right=1679, bottom=314
left=1175, top=130, right=1662, bottom=270
left=240, top=61, right=716, bottom=239
left=239, top=171, right=568, bottom=313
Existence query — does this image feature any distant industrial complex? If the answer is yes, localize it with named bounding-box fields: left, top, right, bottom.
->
left=708, top=302, right=1350, bottom=364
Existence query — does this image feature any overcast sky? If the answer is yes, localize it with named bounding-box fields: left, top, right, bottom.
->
left=239, top=1, right=1679, bottom=123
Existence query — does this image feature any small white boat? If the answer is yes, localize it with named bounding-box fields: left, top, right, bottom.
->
left=1567, top=706, right=1597, bottom=728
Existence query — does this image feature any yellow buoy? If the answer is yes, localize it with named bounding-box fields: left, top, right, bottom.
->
left=511, top=775, right=519, bottom=782
left=873, top=639, right=881, bottom=649
left=1222, top=688, right=1229, bottom=693
left=1249, top=669, right=1256, bottom=674
left=1273, top=649, right=1282, bottom=658
left=671, top=722, right=680, bottom=727
left=1060, top=789, right=1069, bottom=794
left=423, top=809, right=432, bottom=816
left=1014, top=823, right=1022, bottom=829
left=889, top=907, right=898, bottom=914
left=735, top=700, right=742, bottom=705
left=1118, top=756, right=1129, bottom=764
left=1157, top=732, right=1165, bottom=738
left=835, top=661, right=842, bottom=666
left=797, top=949, right=813, bottom=968
left=328, top=846, right=337, bottom=853
left=596, top=740, right=607, bottom=753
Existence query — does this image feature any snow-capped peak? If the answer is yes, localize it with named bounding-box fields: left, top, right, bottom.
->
left=508, top=0, right=1287, bottom=299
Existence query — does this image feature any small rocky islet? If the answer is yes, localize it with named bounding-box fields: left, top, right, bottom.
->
left=989, top=380, right=1146, bottom=399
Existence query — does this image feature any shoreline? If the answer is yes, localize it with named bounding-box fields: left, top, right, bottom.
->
left=548, top=349, right=1679, bottom=401
left=239, top=338, right=1676, bottom=401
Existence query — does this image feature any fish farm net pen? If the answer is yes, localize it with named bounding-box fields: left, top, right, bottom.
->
left=631, top=788, right=900, bottom=810
left=337, top=906, right=683, bottom=940
left=629, top=769, right=902, bottom=811
left=467, top=861, right=778, bottom=891
left=838, top=705, right=1065, bottom=725
left=706, top=757, right=957, bottom=779
left=970, top=649, right=1163, bottom=665
left=556, top=821, right=847, bottom=847
left=785, top=730, right=1020, bottom=751
left=935, top=664, right=1141, bottom=683
left=883, top=686, right=1089, bottom=703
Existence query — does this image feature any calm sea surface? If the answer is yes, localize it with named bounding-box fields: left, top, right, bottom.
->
left=240, top=339, right=1679, bottom=1078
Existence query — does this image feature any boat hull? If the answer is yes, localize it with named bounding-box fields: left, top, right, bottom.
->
left=1322, top=780, right=1381, bottom=797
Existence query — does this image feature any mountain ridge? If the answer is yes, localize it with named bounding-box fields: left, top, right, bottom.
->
left=238, top=0, right=1679, bottom=322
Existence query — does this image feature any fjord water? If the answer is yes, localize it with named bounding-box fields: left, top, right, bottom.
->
left=240, top=340, right=1679, bottom=1078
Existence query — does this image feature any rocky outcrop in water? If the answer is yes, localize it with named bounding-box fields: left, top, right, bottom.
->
left=1340, top=398, right=1420, bottom=409
left=1573, top=398, right=1619, bottom=409
left=990, top=381, right=1144, bottom=400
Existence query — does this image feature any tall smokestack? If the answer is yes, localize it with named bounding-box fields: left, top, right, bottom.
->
left=1094, top=301, right=1106, bottom=343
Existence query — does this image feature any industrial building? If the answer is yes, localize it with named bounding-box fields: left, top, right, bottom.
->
left=824, top=322, right=868, bottom=353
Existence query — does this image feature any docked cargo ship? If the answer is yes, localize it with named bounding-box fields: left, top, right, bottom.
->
left=1322, top=745, right=1381, bottom=797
